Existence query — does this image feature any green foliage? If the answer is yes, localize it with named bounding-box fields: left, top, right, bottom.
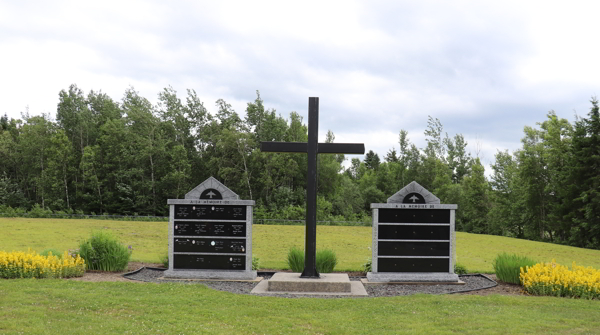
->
left=28, top=204, right=54, bottom=218
left=78, top=231, right=132, bottom=271
left=362, top=258, right=372, bottom=273
left=315, top=249, right=338, bottom=273
left=285, top=247, right=338, bottom=273
left=454, top=262, right=467, bottom=275
left=160, top=251, right=169, bottom=268
left=493, top=253, right=538, bottom=284
left=3, top=280, right=600, bottom=334
left=3, top=85, right=600, bottom=251
left=286, top=246, right=305, bottom=272
left=40, top=248, right=63, bottom=259
left=252, top=256, right=260, bottom=271
left=4, top=218, right=600, bottom=274
left=364, top=150, right=380, bottom=170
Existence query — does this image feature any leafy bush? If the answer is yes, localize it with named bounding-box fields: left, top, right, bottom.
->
left=316, top=249, right=337, bottom=273
left=520, top=260, right=600, bottom=299
left=286, top=247, right=338, bottom=273
left=160, top=251, right=169, bottom=268
left=252, top=256, right=260, bottom=270
left=363, top=258, right=372, bottom=273
left=493, top=253, right=537, bottom=284
left=0, top=249, right=85, bottom=278
left=40, top=248, right=63, bottom=259
left=78, top=231, right=132, bottom=271
left=287, top=246, right=304, bottom=272
left=28, top=204, right=53, bottom=218
left=454, top=262, right=468, bottom=275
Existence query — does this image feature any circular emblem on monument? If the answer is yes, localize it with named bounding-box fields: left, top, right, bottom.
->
left=402, top=192, right=425, bottom=204
left=200, top=188, right=223, bottom=199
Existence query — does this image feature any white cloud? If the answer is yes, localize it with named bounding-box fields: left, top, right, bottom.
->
left=1, top=0, right=597, bottom=178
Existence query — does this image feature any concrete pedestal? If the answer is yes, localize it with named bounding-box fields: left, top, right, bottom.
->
left=251, top=272, right=368, bottom=296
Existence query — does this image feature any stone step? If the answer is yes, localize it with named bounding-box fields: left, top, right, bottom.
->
left=267, top=273, right=352, bottom=293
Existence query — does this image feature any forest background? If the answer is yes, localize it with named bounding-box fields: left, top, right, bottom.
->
left=0, top=84, right=599, bottom=250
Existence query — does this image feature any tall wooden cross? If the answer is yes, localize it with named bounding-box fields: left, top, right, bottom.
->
left=260, top=97, right=365, bottom=278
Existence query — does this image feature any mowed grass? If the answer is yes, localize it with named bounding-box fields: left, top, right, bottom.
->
left=1, top=279, right=599, bottom=334
left=2, top=218, right=600, bottom=334
left=0, top=218, right=168, bottom=263
left=252, top=225, right=371, bottom=271
left=2, top=218, right=600, bottom=272
left=455, top=233, right=600, bottom=273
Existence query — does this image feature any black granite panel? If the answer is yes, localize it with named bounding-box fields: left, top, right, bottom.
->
left=174, top=221, right=246, bottom=237
left=378, top=258, right=449, bottom=272
left=379, top=209, right=450, bottom=223
left=173, top=254, right=245, bottom=270
left=174, top=238, right=246, bottom=253
left=174, top=205, right=246, bottom=220
left=378, top=225, right=450, bottom=240
left=378, top=241, right=450, bottom=256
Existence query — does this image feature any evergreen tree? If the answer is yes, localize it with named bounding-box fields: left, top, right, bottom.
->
left=364, top=150, right=380, bottom=170
left=571, top=98, right=600, bottom=248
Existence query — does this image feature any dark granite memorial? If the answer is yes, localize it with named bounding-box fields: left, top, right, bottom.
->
left=367, top=181, right=459, bottom=282
left=164, top=177, right=256, bottom=280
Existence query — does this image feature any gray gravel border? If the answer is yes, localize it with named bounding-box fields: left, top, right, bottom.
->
left=123, top=267, right=497, bottom=298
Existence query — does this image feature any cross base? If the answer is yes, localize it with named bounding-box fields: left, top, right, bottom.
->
left=300, top=267, right=320, bottom=279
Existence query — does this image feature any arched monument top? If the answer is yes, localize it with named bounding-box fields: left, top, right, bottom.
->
left=184, top=176, right=240, bottom=200
left=387, top=181, right=440, bottom=204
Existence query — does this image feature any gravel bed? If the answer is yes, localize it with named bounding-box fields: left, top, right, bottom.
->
left=124, top=268, right=496, bottom=298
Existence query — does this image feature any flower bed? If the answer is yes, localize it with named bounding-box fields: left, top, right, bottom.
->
left=520, top=260, right=600, bottom=299
left=0, top=249, right=85, bottom=279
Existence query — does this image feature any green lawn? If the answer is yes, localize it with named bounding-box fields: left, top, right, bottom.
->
left=0, top=217, right=169, bottom=263
left=1, top=280, right=599, bottom=334
left=2, top=218, right=600, bottom=272
left=2, top=218, right=600, bottom=334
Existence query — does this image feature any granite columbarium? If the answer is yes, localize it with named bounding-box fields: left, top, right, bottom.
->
left=367, top=181, right=460, bottom=283
left=164, top=177, right=256, bottom=280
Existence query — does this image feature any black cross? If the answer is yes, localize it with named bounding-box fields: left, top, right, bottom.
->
left=260, top=97, right=365, bottom=278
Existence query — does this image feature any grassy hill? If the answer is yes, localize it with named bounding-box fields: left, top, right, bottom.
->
left=2, top=217, right=600, bottom=273
left=2, top=218, right=600, bottom=334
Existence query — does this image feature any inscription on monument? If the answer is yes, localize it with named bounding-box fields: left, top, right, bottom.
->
left=378, top=258, right=449, bottom=272
left=174, top=222, right=246, bottom=236
left=174, top=238, right=246, bottom=253
left=173, top=254, right=245, bottom=270
left=379, top=209, right=450, bottom=223
left=378, top=225, right=450, bottom=240
left=174, top=205, right=246, bottom=220
left=378, top=241, right=449, bottom=256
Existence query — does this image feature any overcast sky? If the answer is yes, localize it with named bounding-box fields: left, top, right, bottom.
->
left=2, top=1, right=598, bottom=173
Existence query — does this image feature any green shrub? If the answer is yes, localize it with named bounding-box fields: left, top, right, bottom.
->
left=493, top=252, right=537, bottom=284
left=252, top=256, right=260, bottom=270
left=40, top=248, right=63, bottom=259
left=454, top=262, right=467, bottom=275
left=78, top=231, right=132, bottom=272
left=363, top=258, right=372, bottom=273
left=287, top=246, right=305, bottom=272
left=29, top=204, right=53, bottom=218
left=316, top=249, right=337, bottom=273
left=160, top=251, right=169, bottom=268
left=286, top=247, right=338, bottom=273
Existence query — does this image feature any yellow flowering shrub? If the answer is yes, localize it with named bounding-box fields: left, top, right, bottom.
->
left=0, top=249, right=85, bottom=279
left=520, top=260, right=600, bottom=299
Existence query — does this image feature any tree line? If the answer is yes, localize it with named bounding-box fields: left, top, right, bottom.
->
left=0, top=85, right=598, bottom=249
